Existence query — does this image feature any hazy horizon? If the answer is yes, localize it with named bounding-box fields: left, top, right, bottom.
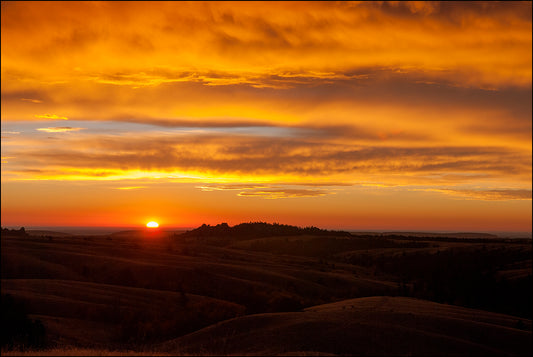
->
left=3, top=223, right=531, bottom=239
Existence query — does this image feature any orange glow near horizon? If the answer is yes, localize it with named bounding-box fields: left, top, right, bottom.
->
left=1, top=1, right=531, bottom=233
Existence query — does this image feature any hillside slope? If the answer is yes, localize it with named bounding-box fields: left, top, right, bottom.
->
left=160, top=296, right=532, bottom=356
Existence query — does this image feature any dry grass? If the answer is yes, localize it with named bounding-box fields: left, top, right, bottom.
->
left=160, top=296, right=532, bottom=356
left=2, top=233, right=531, bottom=356
left=1, top=348, right=173, bottom=356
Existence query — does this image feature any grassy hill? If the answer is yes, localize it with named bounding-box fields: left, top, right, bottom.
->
left=160, top=296, right=531, bottom=356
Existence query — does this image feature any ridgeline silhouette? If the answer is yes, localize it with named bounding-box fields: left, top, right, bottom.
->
left=181, top=222, right=352, bottom=239
left=1, top=227, right=28, bottom=238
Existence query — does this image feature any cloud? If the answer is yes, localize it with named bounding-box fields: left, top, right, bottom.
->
left=21, top=98, right=43, bottom=103
left=1, top=1, right=531, bottom=91
left=36, top=127, right=86, bottom=133
left=193, top=183, right=334, bottom=199
left=114, top=186, right=146, bottom=190
left=1, top=1, right=531, bottom=204
left=430, top=188, right=532, bottom=201
left=1, top=156, right=14, bottom=164
left=3, top=132, right=530, bottom=187
left=197, top=184, right=267, bottom=192
left=1, top=131, right=21, bottom=139
left=34, top=114, right=68, bottom=120
left=3, top=70, right=529, bottom=149
left=83, top=68, right=372, bottom=89
left=108, top=115, right=279, bottom=129
left=196, top=183, right=339, bottom=199
left=237, top=188, right=331, bottom=199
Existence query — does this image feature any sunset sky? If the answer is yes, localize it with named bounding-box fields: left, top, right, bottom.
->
left=1, top=1, right=531, bottom=232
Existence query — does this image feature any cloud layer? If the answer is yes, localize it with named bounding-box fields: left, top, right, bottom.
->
left=2, top=1, right=531, bottom=91
left=1, top=1, right=531, bottom=229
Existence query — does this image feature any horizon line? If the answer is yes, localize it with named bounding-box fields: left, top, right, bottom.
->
left=2, top=224, right=531, bottom=236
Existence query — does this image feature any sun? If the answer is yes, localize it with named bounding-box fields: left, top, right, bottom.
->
left=146, top=221, right=159, bottom=228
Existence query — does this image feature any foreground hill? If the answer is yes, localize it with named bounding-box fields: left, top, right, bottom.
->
left=2, top=279, right=244, bottom=348
left=160, top=296, right=531, bottom=356
left=1, top=233, right=396, bottom=348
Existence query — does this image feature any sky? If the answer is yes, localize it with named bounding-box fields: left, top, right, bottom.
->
left=1, top=1, right=532, bottom=232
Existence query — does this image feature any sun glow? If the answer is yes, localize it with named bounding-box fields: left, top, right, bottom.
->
left=146, top=221, right=159, bottom=228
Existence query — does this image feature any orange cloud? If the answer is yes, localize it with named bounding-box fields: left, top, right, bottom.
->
left=34, top=114, right=68, bottom=120
left=1, top=156, right=14, bottom=164
left=428, top=188, right=532, bottom=201
left=36, top=127, right=86, bottom=133
left=237, top=188, right=331, bottom=199
left=197, top=183, right=338, bottom=199
left=2, top=131, right=530, bottom=190
left=1, top=1, right=531, bottom=93
left=198, top=184, right=267, bottom=192
left=114, top=186, right=147, bottom=190
left=21, top=98, right=43, bottom=103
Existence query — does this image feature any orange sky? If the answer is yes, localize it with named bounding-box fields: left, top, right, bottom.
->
left=1, top=1, right=531, bottom=232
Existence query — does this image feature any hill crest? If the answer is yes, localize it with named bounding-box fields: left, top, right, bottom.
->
left=180, top=222, right=351, bottom=239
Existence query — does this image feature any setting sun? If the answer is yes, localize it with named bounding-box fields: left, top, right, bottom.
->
left=146, top=221, right=159, bottom=228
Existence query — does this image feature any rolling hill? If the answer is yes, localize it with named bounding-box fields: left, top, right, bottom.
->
left=160, top=296, right=532, bottom=356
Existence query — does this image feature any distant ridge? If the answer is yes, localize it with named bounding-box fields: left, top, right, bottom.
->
left=1, top=227, right=29, bottom=237
left=27, top=230, right=74, bottom=237
left=180, top=222, right=352, bottom=239
left=390, top=231, right=498, bottom=238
